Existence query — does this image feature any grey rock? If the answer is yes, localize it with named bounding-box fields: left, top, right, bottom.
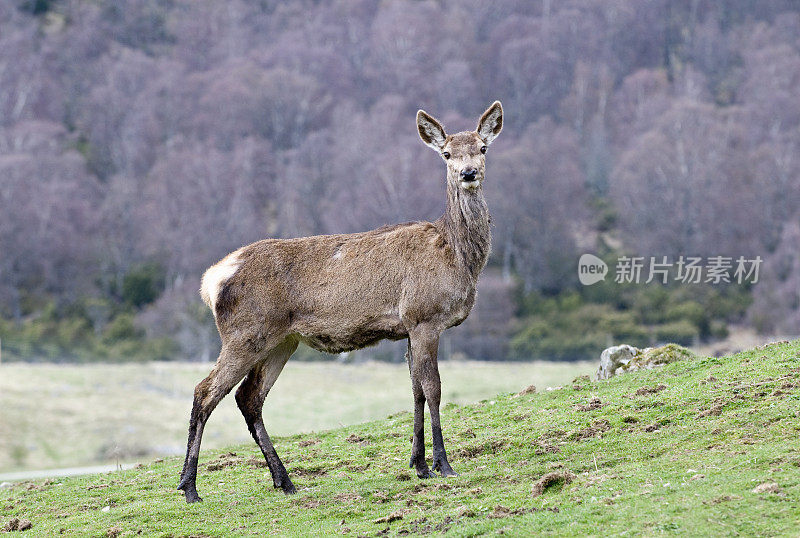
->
left=597, top=344, right=640, bottom=380
left=597, top=343, right=695, bottom=380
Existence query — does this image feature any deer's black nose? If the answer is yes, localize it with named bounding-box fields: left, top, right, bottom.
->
left=461, top=168, right=478, bottom=181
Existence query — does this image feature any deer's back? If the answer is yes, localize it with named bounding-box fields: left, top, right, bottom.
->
left=206, top=221, right=477, bottom=353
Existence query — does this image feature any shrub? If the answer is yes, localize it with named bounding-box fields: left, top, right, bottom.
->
left=664, top=301, right=708, bottom=336
left=122, top=263, right=165, bottom=308
left=653, top=320, right=699, bottom=346
left=511, top=303, right=650, bottom=361
left=103, top=313, right=144, bottom=343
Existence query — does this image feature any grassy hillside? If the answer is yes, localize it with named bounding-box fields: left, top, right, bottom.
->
left=2, top=342, right=799, bottom=536
left=0, top=360, right=593, bottom=474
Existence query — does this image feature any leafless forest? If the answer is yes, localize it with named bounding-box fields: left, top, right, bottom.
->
left=1, top=0, right=799, bottom=362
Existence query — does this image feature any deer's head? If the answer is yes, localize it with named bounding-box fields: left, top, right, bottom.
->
left=416, top=101, right=503, bottom=191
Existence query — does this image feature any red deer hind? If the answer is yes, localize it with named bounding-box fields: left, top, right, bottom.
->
left=178, top=101, right=503, bottom=502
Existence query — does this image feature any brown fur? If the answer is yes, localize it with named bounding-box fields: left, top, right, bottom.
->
left=178, top=101, right=503, bottom=502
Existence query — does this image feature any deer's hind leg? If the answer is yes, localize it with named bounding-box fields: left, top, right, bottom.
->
left=178, top=344, right=262, bottom=503
left=235, top=337, right=298, bottom=494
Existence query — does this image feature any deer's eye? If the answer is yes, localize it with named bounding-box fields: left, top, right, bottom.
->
left=442, top=151, right=451, bottom=159
left=480, top=145, right=487, bottom=154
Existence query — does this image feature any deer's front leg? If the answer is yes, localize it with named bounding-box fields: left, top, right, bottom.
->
left=406, top=340, right=434, bottom=478
left=408, top=326, right=457, bottom=478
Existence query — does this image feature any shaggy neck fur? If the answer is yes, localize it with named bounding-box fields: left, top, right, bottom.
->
left=439, top=176, right=491, bottom=280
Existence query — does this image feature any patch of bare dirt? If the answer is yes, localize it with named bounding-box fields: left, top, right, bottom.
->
left=534, top=440, right=560, bottom=455
left=773, top=380, right=800, bottom=397
left=531, top=470, right=576, bottom=496
left=298, top=438, right=321, bottom=447
left=517, top=384, right=537, bottom=396
left=330, top=459, right=352, bottom=470
left=635, top=384, right=667, bottom=396
left=206, top=452, right=242, bottom=471
left=541, top=428, right=567, bottom=439
left=247, top=456, right=267, bottom=468
left=489, top=505, right=525, bottom=518
left=704, top=494, right=742, bottom=505
left=2, top=518, right=32, bottom=532
left=572, top=375, right=592, bottom=390
left=453, top=439, right=507, bottom=459
left=333, top=492, right=362, bottom=503
left=697, top=398, right=728, bottom=418
left=373, top=510, right=410, bottom=524
left=410, top=483, right=429, bottom=494
left=21, top=479, right=54, bottom=492
left=489, top=504, right=560, bottom=519
left=296, top=496, right=323, bottom=508
left=703, top=495, right=742, bottom=505
left=491, top=439, right=509, bottom=451
left=584, top=473, right=620, bottom=487
left=752, top=482, right=784, bottom=495
left=403, top=516, right=454, bottom=535
left=453, top=444, right=481, bottom=458
left=371, top=491, right=390, bottom=503
left=575, top=397, right=604, bottom=411
left=457, top=506, right=475, bottom=517
left=346, top=433, right=370, bottom=445
left=291, top=466, right=327, bottom=478
left=573, top=420, right=610, bottom=441
left=757, top=341, right=789, bottom=350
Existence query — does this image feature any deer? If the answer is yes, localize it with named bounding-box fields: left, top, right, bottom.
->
left=177, top=101, right=503, bottom=503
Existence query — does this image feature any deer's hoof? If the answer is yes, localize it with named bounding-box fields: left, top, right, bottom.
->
left=410, top=456, right=435, bottom=478
left=178, top=477, right=203, bottom=503
left=184, top=491, right=203, bottom=503
left=415, top=467, right=436, bottom=479
left=274, top=478, right=297, bottom=495
left=433, top=459, right=458, bottom=477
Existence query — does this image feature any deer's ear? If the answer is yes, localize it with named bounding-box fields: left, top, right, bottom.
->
left=477, top=101, right=503, bottom=145
left=417, top=109, right=447, bottom=151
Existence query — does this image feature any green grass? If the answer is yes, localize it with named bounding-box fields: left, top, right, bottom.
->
left=3, top=342, right=800, bottom=536
left=0, top=360, right=593, bottom=473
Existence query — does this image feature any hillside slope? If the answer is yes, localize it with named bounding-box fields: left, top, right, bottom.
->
left=2, top=342, right=799, bottom=536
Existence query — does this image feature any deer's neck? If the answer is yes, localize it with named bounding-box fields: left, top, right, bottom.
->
left=440, top=179, right=491, bottom=280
